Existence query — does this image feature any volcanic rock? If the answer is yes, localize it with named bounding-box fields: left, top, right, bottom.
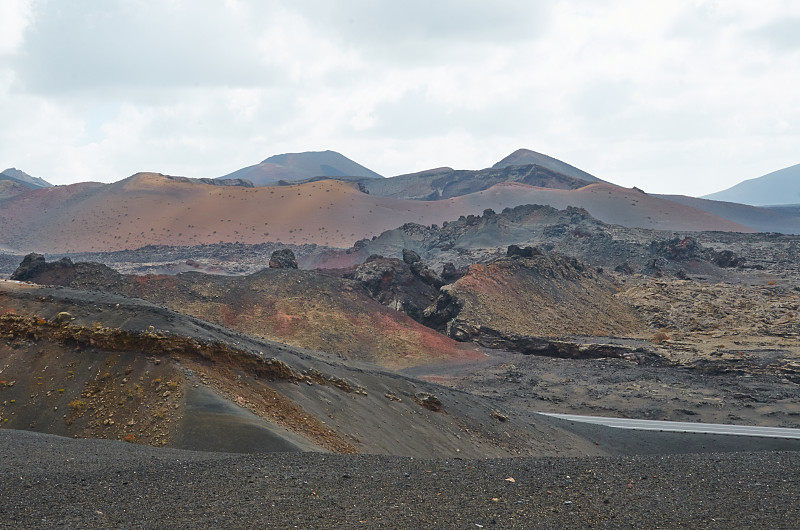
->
left=348, top=257, right=439, bottom=321
left=440, top=262, right=464, bottom=283
left=269, top=249, right=298, bottom=269
left=11, top=253, right=74, bottom=281
left=402, top=249, right=422, bottom=265
left=712, top=249, right=740, bottom=268
left=507, top=245, right=542, bottom=258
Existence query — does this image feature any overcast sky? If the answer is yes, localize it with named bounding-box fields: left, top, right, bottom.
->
left=1, top=0, right=797, bottom=195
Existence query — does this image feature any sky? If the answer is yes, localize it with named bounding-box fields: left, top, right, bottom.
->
left=0, top=0, right=798, bottom=196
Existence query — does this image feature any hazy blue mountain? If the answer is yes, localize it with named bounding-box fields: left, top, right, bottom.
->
left=492, top=148, right=603, bottom=183
left=655, top=193, right=800, bottom=234
left=1, top=168, right=52, bottom=189
left=702, top=163, right=800, bottom=206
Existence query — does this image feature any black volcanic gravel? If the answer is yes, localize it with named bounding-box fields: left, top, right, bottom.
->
left=2, top=430, right=799, bottom=528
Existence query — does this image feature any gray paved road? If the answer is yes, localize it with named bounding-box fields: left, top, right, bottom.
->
left=540, top=412, right=800, bottom=439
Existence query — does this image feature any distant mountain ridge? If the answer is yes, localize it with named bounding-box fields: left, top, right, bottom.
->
left=655, top=194, right=800, bottom=234
left=360, top=163, right=592, bottom=200
left=1, top=168, right=52, bottom=189
left=218, top=150, right=383, bottom=186
left=702, top=163, right=800, bottom=206
left=224, top=148, right=602, bottom=201
left=0, top=172, right=750, bottom=254
left=492, top=149, right=603, bottom=183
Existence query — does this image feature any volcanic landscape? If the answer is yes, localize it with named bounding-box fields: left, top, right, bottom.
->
left=2, top=150, right=800, bottom=527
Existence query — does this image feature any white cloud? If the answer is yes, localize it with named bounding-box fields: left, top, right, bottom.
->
left=0, top=0, right=32, bottom=55
left=0, top=0, right=797, bottom=196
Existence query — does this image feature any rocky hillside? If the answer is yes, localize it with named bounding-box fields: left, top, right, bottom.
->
left=422, top=250, right=645, bottom=353
left=317, top=204, right=753, bottom=279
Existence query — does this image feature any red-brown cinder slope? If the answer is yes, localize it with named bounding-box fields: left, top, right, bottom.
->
left=0, top=174, right=752, bottom=253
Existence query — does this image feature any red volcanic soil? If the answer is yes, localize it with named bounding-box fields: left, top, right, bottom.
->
left=13, top=261, right=483, bottom=370
left=450, top=183, right=754, bottom=233
left=0, top=174, right=751, bottom=253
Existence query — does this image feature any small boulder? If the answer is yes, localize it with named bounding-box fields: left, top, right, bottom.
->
left=441, top=262, right=462, bottom=282
left=402, top=249, right=422, bottom=265
left=11, top=254, right=74, bottom=281
left=614, top=262, right=635, bottom=275
left=506, top=245, right=541, bottom=258
left=713, top=250, right=739, bottom=268
left=269, top=249, right=298, bottom=269
left=415, top=392, right=443, bottom=412
left=54, top=312, right=73, bottom=324
left=10, top=253, right=47, bottom=281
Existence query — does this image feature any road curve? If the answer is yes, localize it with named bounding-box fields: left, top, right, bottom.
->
left=539, top=412, right=800, bottom=439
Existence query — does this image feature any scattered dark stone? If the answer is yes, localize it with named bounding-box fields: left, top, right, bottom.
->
left=410, top=262, right=441, bottom=288
left=615, top=263, right=635, bottom=275
left=54, top=312, right=73, bottom=324
left=676, top=269, right=688, bottom=280
left=441, top=262, right=464, bottom=282
left=414, top=392, right=442, bottom=412
left=506, top=245, right=541, bottom=258
left=491, top=410, right=508, bottom=422
left=268, top=249, right=298, bottom=269
left=402, top=249, right=421, bottom=265
left=712, top=250, right=740, bottom=268
left=650, top=236, right=700, bottom=261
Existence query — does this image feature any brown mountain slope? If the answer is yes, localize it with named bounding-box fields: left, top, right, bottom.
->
left=449, top=183, right=754, bottom=233
left=0, top=180, right=31, bottom=199
left=11, top=256, right=480, bottom=369
left=0, top=174, right=751, bottom=254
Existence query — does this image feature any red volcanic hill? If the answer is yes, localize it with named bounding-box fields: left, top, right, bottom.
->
left=455, top=182, right=754, bottom=233
left=219, top=150, right=383, bottom=186
left=0, top=174, right=752, bottom=254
